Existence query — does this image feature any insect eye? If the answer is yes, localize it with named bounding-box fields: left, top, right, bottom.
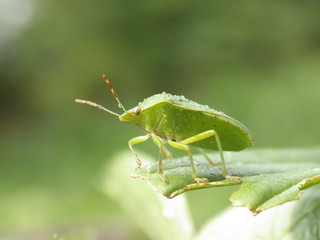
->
left=133, top=106, right=141, bottom=115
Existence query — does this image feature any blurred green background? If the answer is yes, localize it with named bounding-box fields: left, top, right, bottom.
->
left=1, top=0, right=320, bottom=239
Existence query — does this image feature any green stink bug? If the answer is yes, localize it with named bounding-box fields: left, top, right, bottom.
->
left=76, top=75, right=253, bottom=183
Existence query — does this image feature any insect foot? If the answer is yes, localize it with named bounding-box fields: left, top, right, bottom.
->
left=209, top=162, right=221, bottom=166
left=160, top=174, right=169, bottom=184
left=224, top=175, right=242, bottom=183
left=194, top=177, right=209, bottom=183
left=134, top=158, right=142, bottom=170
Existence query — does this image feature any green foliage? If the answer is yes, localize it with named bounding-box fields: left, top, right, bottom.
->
left=133, top=148, right=320, bottom=214
left=105, top=149, right=320, bottom=240
left=197, top=188, right=320, bottom=240
left=52, top=235, right=64, bottom=240
left=231, top=169, right=320, bottom=215
left=2, top=0, right=320, bottom=238
left=102, top=151, right=195, bottom=240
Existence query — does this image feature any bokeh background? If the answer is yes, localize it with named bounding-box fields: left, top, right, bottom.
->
left=1, top=0, right=320, bottom=239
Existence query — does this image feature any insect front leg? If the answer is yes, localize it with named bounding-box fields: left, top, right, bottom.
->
left=128, top=134, right=150, bottom=169
left=168, top=140, right=208, bottom=183
left=151, top=134, right=168, bottom=184
left=181, top=130, right=240, bottom=182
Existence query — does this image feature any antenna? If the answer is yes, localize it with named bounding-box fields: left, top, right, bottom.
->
left=75, top=99, right=120, bottom=117
left=102, top=74, right=127, bottom=112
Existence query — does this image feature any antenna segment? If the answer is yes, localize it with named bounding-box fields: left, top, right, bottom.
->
left=75, top=99, right=120, bottom=117
left=102, top=74, right=126, bottom=112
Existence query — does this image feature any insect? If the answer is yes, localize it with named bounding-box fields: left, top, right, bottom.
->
left=76, top=75, right=253, bottom=184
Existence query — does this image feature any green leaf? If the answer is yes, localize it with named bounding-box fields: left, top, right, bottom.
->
left=101, top=151, right=195, bottom=240
left=196, top=187, right=320, bottom=240
left=230, top=169, right=320, bottom=215
left=132, top=148, right=320, bottom=214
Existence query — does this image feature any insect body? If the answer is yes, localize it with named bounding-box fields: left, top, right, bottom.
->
left=76, top=75, right=253, bottom=184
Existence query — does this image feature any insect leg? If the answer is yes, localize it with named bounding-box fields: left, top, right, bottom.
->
left=168, top=140, right=208, bottom=183
left=180, top=130, right=230, bottom=179
left=151, top=134, right=168, bottom=184
left=128, top=134, right=150, bottom=169
left=154, top=115, right=172, bottom=160
left=163, top=146, right=173, bottom=160
left=197, top=148, right=221, bottom=166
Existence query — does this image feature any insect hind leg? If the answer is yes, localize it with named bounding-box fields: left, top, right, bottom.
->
left=168, top=140, right=208, bottom=183
left=163, top=146, right=173, bottom=160
left=197, top=148, right=221, bottom=166
left=151, top=134, right=168, bottom=184
left=180, top=130, right=240, bottom=181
